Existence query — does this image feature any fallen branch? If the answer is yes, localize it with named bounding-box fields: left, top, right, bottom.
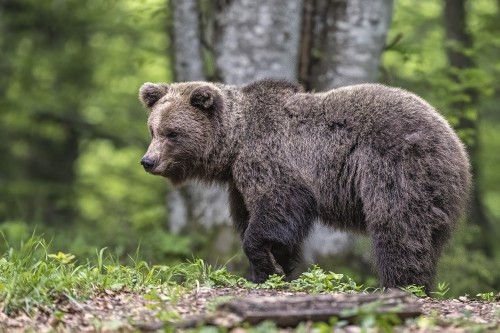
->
left=178, top=290, right=422, bottom=328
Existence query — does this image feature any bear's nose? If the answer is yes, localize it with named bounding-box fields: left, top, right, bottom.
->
left=140, top=157, right=155, bottom=172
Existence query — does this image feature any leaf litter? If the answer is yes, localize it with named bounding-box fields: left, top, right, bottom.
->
left=1, top=287, right=499, bottom=332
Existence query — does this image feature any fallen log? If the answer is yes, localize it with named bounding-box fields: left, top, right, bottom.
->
left=178, top=290, right=422, bottom=328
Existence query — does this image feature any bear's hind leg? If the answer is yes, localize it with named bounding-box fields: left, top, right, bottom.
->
left=368, top=220, right=438, bottom=292
left=358, top=150, right=449, bottom=293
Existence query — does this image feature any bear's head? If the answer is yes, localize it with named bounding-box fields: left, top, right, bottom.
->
left=138, top=82, right=223, bottom=184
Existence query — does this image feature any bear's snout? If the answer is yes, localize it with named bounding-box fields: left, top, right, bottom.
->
left=140, top=157, right=155, bottom=173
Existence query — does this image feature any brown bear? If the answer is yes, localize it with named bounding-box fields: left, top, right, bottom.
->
left=138, top=79, right=471, bottom=292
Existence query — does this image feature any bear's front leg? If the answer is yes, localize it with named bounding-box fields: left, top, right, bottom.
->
left=243, top=233, right=286, bottom=283
left=229, top=183, right=296, bottom=281
left=240, top=184, right=318, bottom=283
left=244, top=241, right=285, bottom=283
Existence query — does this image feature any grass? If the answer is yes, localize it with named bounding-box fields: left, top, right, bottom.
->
left=0, top=235, right=175, bottom=315
left=1, top=234, right=499, bottom=333
left=0, top=234, right=368, bottom=317
left=0, top=235, right=233, bottom=315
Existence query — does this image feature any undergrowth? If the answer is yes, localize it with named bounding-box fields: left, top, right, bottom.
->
left=4, top=233, right=491, bottom=332
left=0, top=235, right=241, bottom=315
left=2, top=235, right=500, bottom=333
left=0, top=235, right=367, bottom=316
left=0, top=235, right=175, bottom=314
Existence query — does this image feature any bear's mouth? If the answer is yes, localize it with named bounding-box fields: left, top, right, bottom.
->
left=159, top=163, right=189, bottom=184
left=145, top=161, right=169, bottom=177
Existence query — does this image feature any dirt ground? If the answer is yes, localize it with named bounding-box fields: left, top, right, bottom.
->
left=1, top=287, right=499, bottom=332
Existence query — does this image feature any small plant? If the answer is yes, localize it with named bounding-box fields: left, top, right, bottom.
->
left=258, top=274, right=289, bottom=290
left=400, top=285, right=427, bottom=297
left=143, top=287, right=182, bottom=322
left=311, top=317, right=349, bottom=332
left=291, top=265, right=363, bottom=293
left=476, top=292, right=499, bottom=302
left=430, top=282, right=450, bottom=299
left=206, top=266, right=246, bottom=288
left=172, top=258, right=246, bottom=288
left=244, top=320, right=279, bottom=333
left=248, top=265, right=363, bottom=293
left=48, top=252, right=76, bottom=265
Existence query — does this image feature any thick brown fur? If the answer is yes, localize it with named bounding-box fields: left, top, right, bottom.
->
left=139, top=78, right=471, bottom=291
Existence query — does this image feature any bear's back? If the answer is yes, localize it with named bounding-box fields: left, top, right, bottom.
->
left=319, top=84, right=444, bottom=130
left=315, top=84, right=462, bottom=156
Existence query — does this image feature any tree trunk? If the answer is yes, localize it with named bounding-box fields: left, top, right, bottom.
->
left=444, top=0, right=492, bottom=255
left=169, top=0, right=231, bottom=228
left=300, top=0, right=393, bottom=90
left=214, top=0, right=303, bottom=84
left=171, top=0, right=205, bottom=81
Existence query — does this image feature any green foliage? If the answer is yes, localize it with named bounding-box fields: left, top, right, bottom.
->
left=243, top=321, right=279, bottom=333
left=0, top=234, right=189, bottom=315
left=0, top=235, right=368, bottom=325
left=249, top=265, right=364, bottom=293
left=257, top=274, right=289, bottom=290
left=311, top=318, right=349, bottom=333
left=3, top=235, right=500, bottom=332
left=430, top=282, right=450, bottom=299
left=400, top=282, right=450, bottom=299
left=0, top=0, right=188, bottom=264
left=480, top=125, right=500, bottom=222
left=475, top=292, right=499, bottom=302
left=400, top=285, right=427, bottom=297
left=0, top=234, right=243, bottom=315
left=168, top=258, right=246, bottom=288
left=290, top=265, right=363, bottom=293
left=438, top=223, right=500, bottom=296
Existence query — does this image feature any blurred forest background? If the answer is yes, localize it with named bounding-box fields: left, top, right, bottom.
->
left=1, top=0, right=499, bottom=297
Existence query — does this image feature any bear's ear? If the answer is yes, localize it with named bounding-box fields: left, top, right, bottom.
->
left=190, top=85, right=222, bottom=112
left=139, top=82, right=169, bottom=108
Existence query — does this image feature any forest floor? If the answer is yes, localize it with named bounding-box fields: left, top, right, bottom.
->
left=1, top=238, right=499, bottom=332
left=1, top=286, right=500, bottom=332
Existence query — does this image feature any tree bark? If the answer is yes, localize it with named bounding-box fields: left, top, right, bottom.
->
left=214, top=0, right=303, bottom=84
left=301, top=0, right=393, bottom=90
left=171, top=0, right=205, bottom=81
left=444, top=0, right=492, bottom=255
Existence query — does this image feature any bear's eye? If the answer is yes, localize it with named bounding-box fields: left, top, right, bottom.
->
left=149, top=127, right=155, bottom=138
left=166, top=131, right=179, bottom=140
